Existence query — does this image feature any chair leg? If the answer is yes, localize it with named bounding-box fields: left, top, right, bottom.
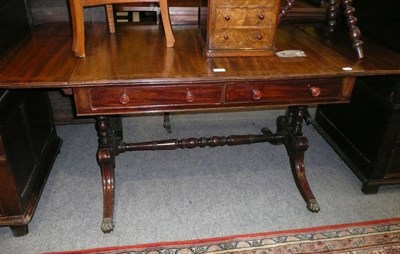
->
left=69, top=0, right=86, bottom=57
left=105, top=5, right=116, bottom=33
left=159, top=0, right=175, bottom=47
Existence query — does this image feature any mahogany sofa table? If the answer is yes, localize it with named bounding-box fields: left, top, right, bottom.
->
left=1, top=22, right=399, bottom=233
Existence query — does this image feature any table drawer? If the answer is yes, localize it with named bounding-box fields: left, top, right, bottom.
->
left=89, top=84, right=223, bottom=109
left=225, top=78, right=347, bottom=104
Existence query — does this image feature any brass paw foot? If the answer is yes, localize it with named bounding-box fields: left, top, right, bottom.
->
left=101, top=217, right=114, bottom=233
left=307, top=199, right=321, bottom=213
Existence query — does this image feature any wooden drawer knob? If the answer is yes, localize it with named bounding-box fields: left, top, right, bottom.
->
left=119, top=92, right=130, bottom=104
left=224, top=35, right=229, bottom=40
left=224, top=15, right=230, bottom=21
left=258, top=14, right=265, bottom=20
left=309, top=86, right=321, bottom=97
left=185, top=90, right=195, bottom=102
left=251, top=89, right=262, bottom=100
left=256, top=35, right=263, bottom=40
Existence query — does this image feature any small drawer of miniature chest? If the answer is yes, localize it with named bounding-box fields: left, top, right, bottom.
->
left=199, top=0, right=280, bottom=57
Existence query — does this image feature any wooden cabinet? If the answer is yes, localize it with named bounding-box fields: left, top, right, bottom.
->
left=0, top=90, right=62, bottom=236
left=314, top=76, right=400, bottom=193
left=198, top=0, right=280, bottom=57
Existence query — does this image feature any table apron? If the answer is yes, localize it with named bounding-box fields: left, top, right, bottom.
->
left=73, top=77, right=355, bottom=116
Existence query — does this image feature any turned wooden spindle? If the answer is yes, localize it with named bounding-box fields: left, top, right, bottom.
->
left=279, top=0, right=295, bottom=20
left=341, top=0, right=364, bottom=58
left=326, top=0, right=339, bottom=34
left=117, top=134, right=285, bottom=152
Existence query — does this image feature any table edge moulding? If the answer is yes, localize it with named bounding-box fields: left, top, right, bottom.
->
left=0, top=20, right=400, bottom=233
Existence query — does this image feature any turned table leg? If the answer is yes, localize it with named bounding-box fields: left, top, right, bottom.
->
left=276, top=106, right=320, bottom=212
left=95, top=116, right=118, bottom=233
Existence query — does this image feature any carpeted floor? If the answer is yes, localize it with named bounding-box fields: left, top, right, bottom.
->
left=1, top=109, right=399, bottom=254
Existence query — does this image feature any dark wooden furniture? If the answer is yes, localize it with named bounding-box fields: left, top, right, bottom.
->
left=0, top=90, right=62, bottom=236
left=314, top=0, right=400, bottom=193
left=0, top=22, right=399, bottom=233
left=315, top=77, right=400, bottom=193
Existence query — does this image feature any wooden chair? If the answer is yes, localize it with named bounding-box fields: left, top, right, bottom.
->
left=68, top=0, right=175, bottom=57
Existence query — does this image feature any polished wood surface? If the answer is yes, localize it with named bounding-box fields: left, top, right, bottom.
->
left=68, top=0, right=175, bottom=57
left=70, top=24, right=359, bottom=84
left=2, top=22, right=400, bottom=89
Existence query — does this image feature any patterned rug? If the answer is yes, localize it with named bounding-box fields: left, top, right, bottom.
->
left=46, top=218, right=400, bottom=254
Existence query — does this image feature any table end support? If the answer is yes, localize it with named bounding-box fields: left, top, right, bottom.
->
left=277, top=107, right=321, bottom=213
left=96, top=116, right=118, bottom=233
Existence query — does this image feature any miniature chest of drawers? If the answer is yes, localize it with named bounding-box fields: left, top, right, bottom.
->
left=198, top=0, right=281, bottom=57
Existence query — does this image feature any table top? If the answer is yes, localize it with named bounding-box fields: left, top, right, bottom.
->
left=0, top=22, right=400, bottom=89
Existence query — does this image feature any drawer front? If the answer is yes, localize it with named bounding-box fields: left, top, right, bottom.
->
left=225, top=79, right=345, bottom=104
left=210, top=28, right=274, bottom=49
left=89, top=85, right=223, bottom=109
left=213, top=8, right=276, bottom=28
left=213, top=0, right=276, bottom=8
